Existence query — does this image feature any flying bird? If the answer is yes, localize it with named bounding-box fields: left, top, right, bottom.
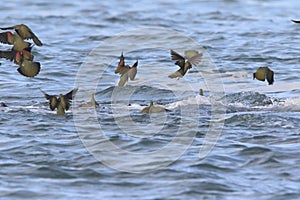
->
left=0, top=46, right=38, bottom=77
left=0, top=31, right=31, bottom=51
left=115, top=52, right=138, bottom=86
left=0, top=25, right=42, bottom=77
left=0, top=47, right=34, bottom=63
left=17, top=58, right=41, bottom=78
left=253, top=66, right=274, bottom=85
left=0, top=24, right=43, bottom=46
left=169, top=49, right=202, bottom=79
left=40, top=88, right=78, bottom=115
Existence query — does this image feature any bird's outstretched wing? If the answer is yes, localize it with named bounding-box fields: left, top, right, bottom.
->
left=170, top=49, right=185, bottom=61
left=64, top=88, right=78, bottom=100
left=39, top=89, right=58, bottom=111
left=0, top=26, right=14, bottom=30
left=1, top=24, right=43, bottom=46
left=0, top=50, right=16, bottom=61
left=266, top=69, right=274, bottom=85
left=0, top=32, right=13, bottom=45
left=40, top=89, right=54, bottom=100
left=168, top=69, right=183, bottom=79
left=185, top=50, right=203, bottom=66
left=128, top=60, right=138, bottom=80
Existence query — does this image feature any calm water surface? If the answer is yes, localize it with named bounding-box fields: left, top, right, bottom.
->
left=1, top=0, right=300, bottom=199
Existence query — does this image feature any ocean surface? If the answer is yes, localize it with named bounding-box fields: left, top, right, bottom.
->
left=1, top=0, right=300, bottom=199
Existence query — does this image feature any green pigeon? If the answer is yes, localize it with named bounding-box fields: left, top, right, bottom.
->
left=0, top=24, right=43, bottom=46
left=169, top=49, right=202, bottom=79
left=253, top=66, right=274, bottom=85
left=115, top=52, right=138, bottom=86
left=40, top=88, right=78, bottom=115
left=0, top=46, right=37, bottom=77
left=17, top=57, right=40, bottom=78
left=0, top=31, right=32, bottom=52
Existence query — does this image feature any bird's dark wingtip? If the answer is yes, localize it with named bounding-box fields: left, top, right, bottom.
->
left=0, top=26, right=13, bottom=30
left=291, top=19, right=300, bottom=23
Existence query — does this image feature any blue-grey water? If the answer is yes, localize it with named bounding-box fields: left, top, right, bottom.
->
left=1, top=0, right=300, bottom=199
